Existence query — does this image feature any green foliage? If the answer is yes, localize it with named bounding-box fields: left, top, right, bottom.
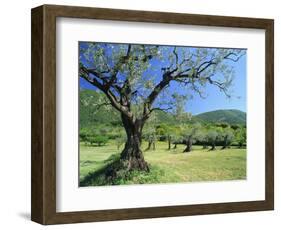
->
left=87, top=135, right=109, bottom=146
left=207, top=129, right=219, bottom=142
left=194, top=127, right=208, bottom=143
left=80, top=90, right=246, bottom=151
left=235, top=127, right=247, bottom=147
left=82, top=164, right=166, bottom=186
left=80, top=125, right=111, bottom=147
left=114, top=128, right=126, bottom=150
left=79, top=128, right=89, bottom=142
left=80, top=89, right=121, bottom=129
left=223, top=128, right=235, bottom=141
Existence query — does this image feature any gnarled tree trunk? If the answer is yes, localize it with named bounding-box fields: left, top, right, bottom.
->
left=146, top=140, right=152, bottom=151
left=146, top=138, right=156, bottom=151
left=210, top=140, right=216, bottom=151
left=167, top=135, right=171, bottom=150
left=210, top=143, right=216, bottom=150
left=120, top=115, right=149, bottom=172
left=209, top=136, right=218, bottom=151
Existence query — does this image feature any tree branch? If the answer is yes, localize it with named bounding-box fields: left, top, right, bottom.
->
left=145, top=74, right=172, bottom=107
left=223, top=52, right=245, bottom=62
left=206, top=76, right=231, bottom=98
left=173, top=47, right=179, bottom=66
left=150, top=106, right=173, bottom=112
left=79, top=65, right=132, bottom=117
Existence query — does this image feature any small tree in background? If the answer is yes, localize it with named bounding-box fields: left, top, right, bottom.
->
left=207, top=129, right=219, bottom=151
left=82, top=127, right=110, bottom=146
left=143, top=126, right=157, bottom=151
left=143, top=112, right=158, bottom=151
left=221, top=127, right=234, bottom=149
left=171, top=127, right=183, bottom=149
left=87, top=135, right=109, bottom=146
left=156, top=124, right=177, bottom=150
left=196, top=128, right=209, bottom=149
left=166, top=127, right=174, bottom=150
left=180, top=123, right=201, bottom=153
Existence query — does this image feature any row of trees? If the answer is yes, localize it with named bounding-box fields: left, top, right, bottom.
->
left=80, top=126, right=125, bottom=147
left=143, top=123, right=246, bottom=152
left=80, top=123, right=246, bottom=152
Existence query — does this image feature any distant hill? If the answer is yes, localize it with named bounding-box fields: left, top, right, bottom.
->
left=80, top=90, right=246, bottom=128
left=79, top=89, right=121, bottom=129
left=194, top=109, right=246, bottom=125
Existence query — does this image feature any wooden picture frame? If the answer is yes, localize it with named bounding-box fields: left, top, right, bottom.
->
left=31, top=4, right=274, bottom=225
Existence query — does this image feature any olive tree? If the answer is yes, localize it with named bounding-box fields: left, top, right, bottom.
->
left=143, top=126, right=157, bottom=151
left=181, top=123, right=201, bottom=153
left=195, top=128, right=209, bottom=149
left=207, top=130, right=219, bottom=151
left=156, top=124, right=176, bottom=150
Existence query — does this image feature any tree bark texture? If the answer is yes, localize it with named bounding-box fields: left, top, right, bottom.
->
left=120, top=115, right=149, bottom=171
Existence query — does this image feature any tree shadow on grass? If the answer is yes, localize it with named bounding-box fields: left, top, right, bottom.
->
left=80, top=160, right=100, bottom=166
left=80, top=153, right=157, bottom=186
left=80, top=154, right=123, bottom=186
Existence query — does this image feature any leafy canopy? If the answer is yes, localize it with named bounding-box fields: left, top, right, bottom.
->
left=80, top=42, right=245, bottom=122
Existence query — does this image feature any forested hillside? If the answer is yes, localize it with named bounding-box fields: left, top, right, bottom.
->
left=194, top=109, right=246, bottom=125
left=80, top=89, right=246, bottom=128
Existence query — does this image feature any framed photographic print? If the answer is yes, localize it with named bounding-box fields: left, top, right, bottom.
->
left=31, top=4, right=274, bottom=225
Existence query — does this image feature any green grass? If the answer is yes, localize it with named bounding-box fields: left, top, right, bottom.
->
left=79, top=141, right=246, bottom=186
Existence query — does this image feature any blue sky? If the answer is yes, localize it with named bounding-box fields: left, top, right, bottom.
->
left=80, top=43, right=246, bottom=115
left=186, top=54, right=246, bottom=114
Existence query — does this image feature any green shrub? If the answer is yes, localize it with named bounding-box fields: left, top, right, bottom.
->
left=88, top=135, right=109, bottom=146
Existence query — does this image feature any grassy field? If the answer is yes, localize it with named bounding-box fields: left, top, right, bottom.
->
left=79, top=141, right=246, bottom=186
